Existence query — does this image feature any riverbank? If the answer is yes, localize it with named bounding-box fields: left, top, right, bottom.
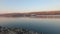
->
left=0, top=16, right=60, bottom=18
left=0, top=26, right=42, bottom=34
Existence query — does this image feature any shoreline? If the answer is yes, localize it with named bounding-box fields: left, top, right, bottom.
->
left=0, top=16, right=60, bottom=18
left=0, top=26, right=41, bottom=34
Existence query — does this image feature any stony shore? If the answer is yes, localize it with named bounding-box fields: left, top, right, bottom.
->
left=0, top=26, right=43, bottom=34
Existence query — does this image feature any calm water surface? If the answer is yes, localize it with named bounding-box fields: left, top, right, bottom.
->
left=0, top=17, right=60, bottom=34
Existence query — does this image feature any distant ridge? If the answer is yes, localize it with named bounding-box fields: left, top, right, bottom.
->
left=0, top=11, right=60, bottom=18
left=29, top=11, right=60, bottom=15
left=0, top=11, right=60, bottom=15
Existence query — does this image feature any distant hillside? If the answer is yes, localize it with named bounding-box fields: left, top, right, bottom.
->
left=0, top=11, right=60, bottom=17
left=29, top=11, right=60, bottom=15
left=0, top=11, right=60, bottom=15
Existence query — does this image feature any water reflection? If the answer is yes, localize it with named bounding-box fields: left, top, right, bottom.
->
left=0, top=17, right=60, bottom=34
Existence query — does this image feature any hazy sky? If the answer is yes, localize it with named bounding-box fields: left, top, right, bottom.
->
left=0, top=0, right=60, bottom=13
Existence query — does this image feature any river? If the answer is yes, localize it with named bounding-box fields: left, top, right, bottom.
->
left=0, top=17, right=60, bottom=34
